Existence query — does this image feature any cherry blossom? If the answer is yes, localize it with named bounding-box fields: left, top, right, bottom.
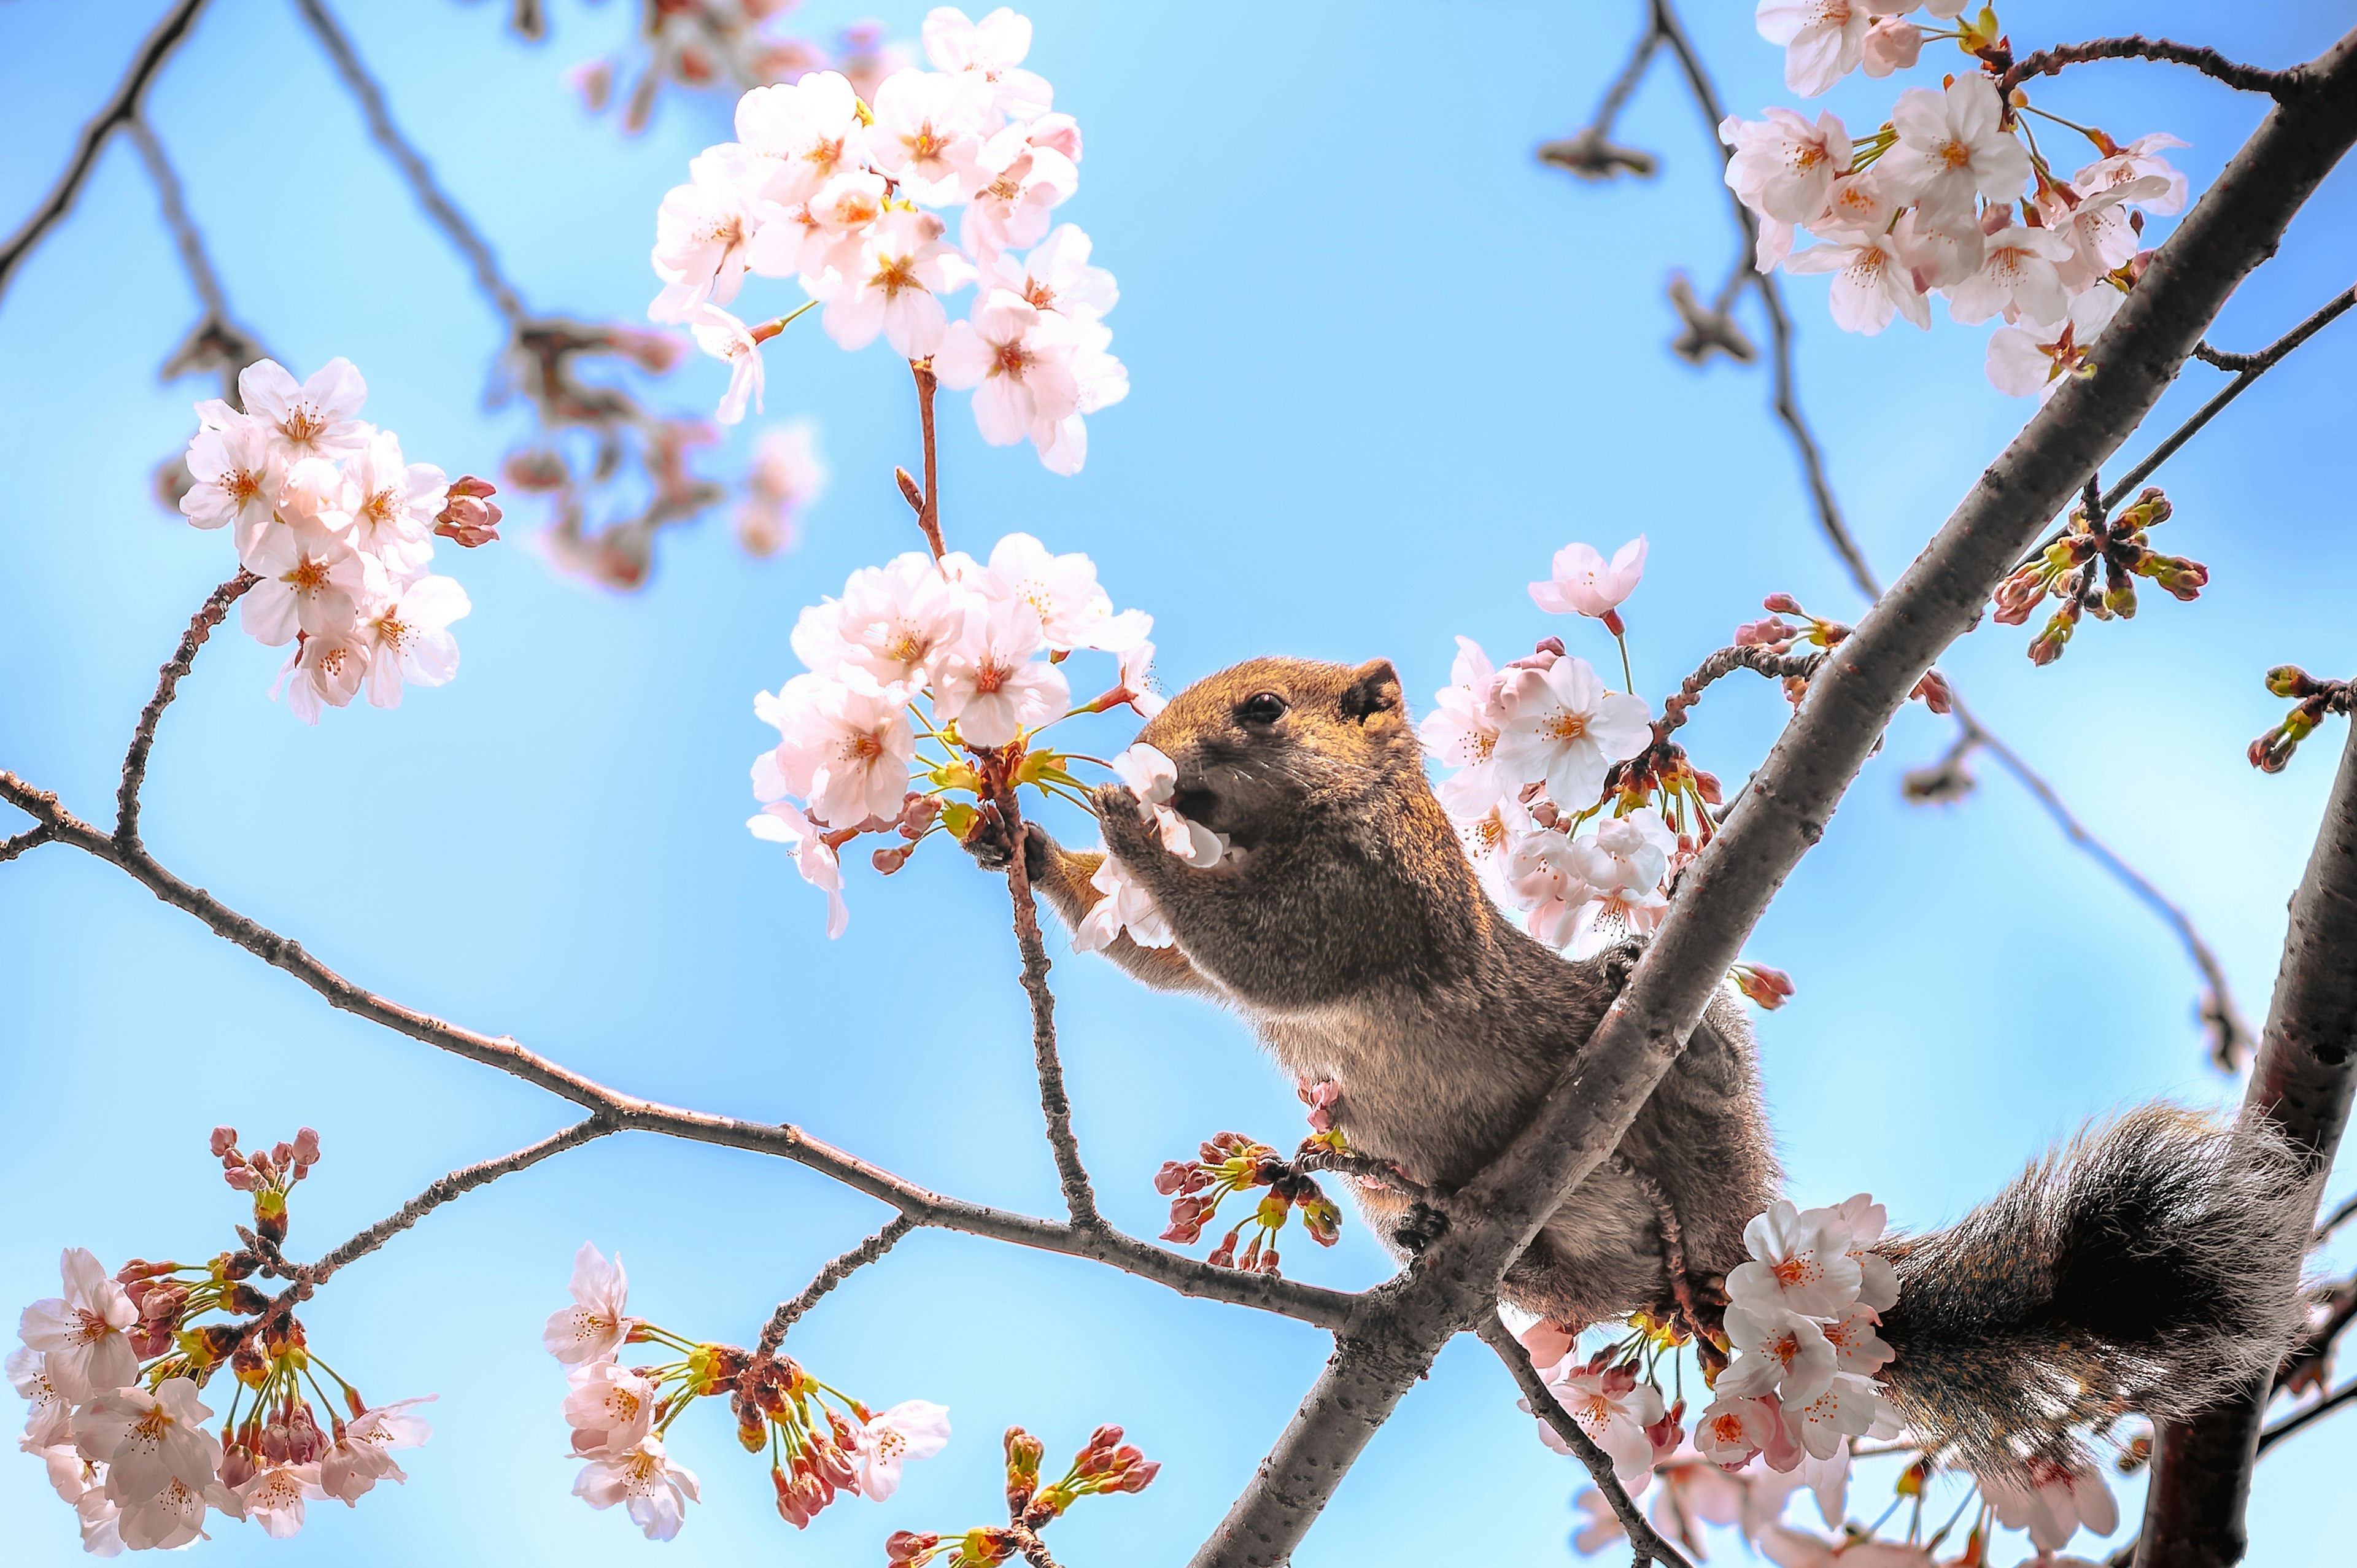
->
left=996, top=222, right=1115, bottom=322
left=1821, top=1303, right=1895, bottom=1377
left=1531, top=536, right=1648, bottom=619
left=935, top=289, right=1083, bottom=463
left=575, top=1435, right=701, bottom=1541
left=543, top=1242, right=634, bottom=1366
left=1727, top=1201, right=1863, bottom=1318
left=115, top=1471, right=217, bottom=1551
left=1947, top=217, right=2075, bottom=327
left=179, top=416, right=281, bottom=539
left=2044, top=176, right=2172, bottom=290
left=1755, top=0, right=1873, bottom=98
left=319, top=1395, right=435, bottom=1502
left=736, top=70, right=868, bottom=207
left=358, top=569, right=470, bottom=709
left=1492, top=654, right=1652, bottom=811
left=973, top=531, right=1149, bottom=652
left=71, top=1378, right=221, bottom=1506
left=1569, top=808, right=1676, bottom=895
left=276, top=627, right=371, bottom=724
left=1892, top=207, right=1984, bottom=293
left=8, top=1345, right=72, bottom=1445
left=932, top=600, right=1070, bottom=748
left=924, top=6, right=1053, bottom=122
left=867, top=68, right=991, bottom=203
left=855, top=1399, right=952, bottom=1500
left=236, top=1458, right=326, bottom=1539
left=1831, top=1192, right=1900, bottom=1311
left=2076, top=133, right=2191, bottom=217
left=1075, top=852, right=1171, bottom=952
left=1573, top=1485, right=1626, bottom=1553
left=1979, top=1458, right=2120, bottom=1552
left=1694, top=1394, right=1782, bottom=1470
left=1860, top=15, right=1924, bottom=77
left=689, top=304, right=767, bottom=423
left=1507, top=824, right=1596, bottom=949
left=1418, top=636, right=1514, bottom=818
left=1986, top=287, right=2123, bottom=401
left=795, top=553, right=971, bottom=690
left=239, top=357, right=370, bottom=465
left=1531, top=1362, right=1665, bottom=1489
left=1111, top=743, right=1223, bottom=867
left=1720, top=111, right=1850, bottom=225
left=1113, top=640, right=1166, bottom=719
left=961, top=137, right=1075, bottom=258
left=1719, top=1304, right=1839, bottom=1407
left=17, top=1248, right=139, bottom=1404
left=1779, top=1372, right=1887, bottom=1460
left=748, top=799, right=852, bottom=938
left=1880, top=79, right=2030, bottom=232
left=563, top=1361, right=657, bottom=1458
left=338, top=428, right=446, bottom=574
left=241, top=514, right=365, bottom=646
left=1570, top=879, right=1673, bottom=957
left=650, top=144, right=757, bottom=322
left=821, top=207, right=969, bottom=358
left=1785, top=230, right=1931, bottom=334
left=752, top=673, right=921, bottom=827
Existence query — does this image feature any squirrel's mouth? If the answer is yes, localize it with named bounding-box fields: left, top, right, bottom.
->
left=1170, top=786, right=1221, bottom=825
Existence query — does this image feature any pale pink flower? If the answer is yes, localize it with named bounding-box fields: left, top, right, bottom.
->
left=1569, top=808, right=1676, bottom=894
left=1492, top=655, right=1652, bottom=811
left=1881, top=79, right=2029, bottom=230
left=1720, top=110, right=1850, bottom=224
left=575, top=1435, right=700, bottom=1541
left=822, top=207, right=969, bottom=358
left=1420, top=636, right=1513, bottom=819
left=1573, top=1486, right=1626, bottom=1553
left=649, top=144, right=757, bottom=322
left=542, top=1242, right=633, bottom=1366
left=1755, top=0, right=1873, bottom=97
left=1115, top=641, right=1166, bottom=719
left=241, top=512, right=365, bottom=645
left=935, top=289, right=1083, bottom=455
left=1531, top=536, right=1647, bottom=619
left=1893, top=206, right=1984, bottom=292
left=934, top=600, right=1070, bottom=748
left=77, top=1489, right=126, bottom=1555
left=1821, top=1303, right=1895, bottom=1377
left=1980, top=1459, right=2119, bottom=1552
left=868, top=68, right=991, bottom=202
left=735, top=70, right=868, bottom=207
left=73, top=1378, right=221, bottom=1508
left=1569, top=881, right=1672, bottom=957
left=751, top=673, right=919, bottom=828
left=1693, top=1394, right=1781, bottom=1470
left=1831, top=1193, right=1899, bottom=1311
left=319, top=1394, right=434, bottom=1502
left=358, top=568, right=468, bottom=709
left=923, top=7, right=1053, bottom=122
left=748, top=193, right=859, bottom=282
left=1509, top=830, right=1598, bottom=950
left=740, top=420, right=827, bottom=554
left=1111, top=743, right=1223, bottom=867
left=1719, top=1305, right=1838, bottom=1407
left=689, top=304, right=766, bottom=423
left=274, top=627, right=370, bottom=724
left=563, top=1361, right=657, bottom=1458
left=976, top=531, right=1149, bottom=652
left=339, top=428, right=446, bottom=575
left=28, top=1437, right=101, bottom=1505
left=2076, top=133, right=2191, bottom=217
left=1948, top=216, right=2074, bottom=326
left=8, top=1345, right=72, bottom=1446
left=961, top=135, right=1077, bottom=258
left=1809, top=166, right=1897, bottom=237
left=179, top=415, right=281, bottom=538
left=1074, top=851, right=1174, bottom=952
left=240, top=357, right=370, bottom=464
left=236, top=1459, right=325, bottom=1538
left=17, top=1249, right=139, bottom=1404
left=794, top=553, right=970, bottom=690
left=1986, top=287, right=2122, bottom=401
left=1786, top=230, right=1930, bottom=334
left=1780, top=1373, right=1887, bottom=1460
left=856, top=1399, right=951, bottom=1500
left=1860, top=17, right=1924, bottom=76
left=994, top=222, right=1115, bottom=322
left=115, top=1470, right=216, bottom=1551
left=748, top=800, right=851, bottom=938
left=1531, top=1364, right=1665, bottom=1489
left=1727, top=1202, right=1862, bottom=1318
left=2045, top=177, right=2172, bottom=289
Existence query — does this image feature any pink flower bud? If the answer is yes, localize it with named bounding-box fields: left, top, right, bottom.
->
left=1762, top=592, right=1803, bottom=615
left=224, top=1167, right=260, bottom=1192
left=1153, top=1161, right=1195, bottom=1196
left=886, top=1531, right=943, bottom=1566
left=435, top=477, right=505, bottom=546
left=292, top=1127, right=321, bottom=1164
left=210, top=1127, right=239, bottom=1158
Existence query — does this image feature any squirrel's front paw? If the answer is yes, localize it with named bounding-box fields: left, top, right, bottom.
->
left=1595, top=933, right=1650, bottom=993
left=958, top=800, right=1024, bottom=871
left=1390, top=1201, right=1450, bottom=1256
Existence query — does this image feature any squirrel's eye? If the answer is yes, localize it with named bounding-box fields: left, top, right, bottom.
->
left=1239, top=692, right=1288, bottom=725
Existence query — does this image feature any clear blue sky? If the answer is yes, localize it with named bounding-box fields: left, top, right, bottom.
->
left=2, top=2, right=2352, bottom=1563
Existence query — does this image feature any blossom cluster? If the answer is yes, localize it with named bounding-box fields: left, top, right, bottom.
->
left=1153, top=1132, right=1344, bottom=1278
left=735, top=419, right=830, bottom=556
left=747, top=533, right=1159, bottom=935
left=1730, top=2, right=2192, bottom=396
left=176, top=358, right=500, bottom=723
left=886, top=1423, right=1159, bottom=1567
left=12, top=1128, right=433, bottom=1553
left=1991, top=485, right=2205, bottom=665
left=651, top=7, right=1128, bottom=471
left=545, top=1243, right=949, bottom=1540
left=568, top=4, right=907, bottom=136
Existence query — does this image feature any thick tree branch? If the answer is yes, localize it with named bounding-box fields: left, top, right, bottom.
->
left=290, top=0, right=528, bottom=327
left=757, top=1214, right=920, bottom=1354
left=2000, top=37, right=2292, bottom=99
left=0, top=0, right=210, bottom=303
left=1476, top=1315, right=1693, bottom=1568
left=117, top=570, right=255, bottom=845
left=1198, top=25, right=2357, bottom=1565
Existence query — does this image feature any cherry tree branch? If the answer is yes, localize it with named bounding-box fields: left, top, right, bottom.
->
left=1196, top=25, right=2357, bottom=1565
left=2138, top=714, right=2357, bottom=1568
left=1999, top=37, right=2293, bottom=99
left=758, top=1214, right=920, bottom=1355
left=2318, top=1189, right=2357, bottom=1243
left=117, top=570, right=255, bottom=846
left=905, top=358, right=948, bottom=559
left=2257, top=1381, right=2357, bottom=1454
left=1475, top=1315, right=1693, bottom=1568
left=0, top=0, right=211, bottom=303
left=996, top=787, right=1104, bottom=1229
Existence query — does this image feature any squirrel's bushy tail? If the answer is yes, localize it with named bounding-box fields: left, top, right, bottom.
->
left=1874, top=1104, right=2312, bottom=1479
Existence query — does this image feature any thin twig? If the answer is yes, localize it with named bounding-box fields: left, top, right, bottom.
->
left=290, top=0, right=528, bottom=326
left=117, top=571, right=256, bottom=846
left=994, top=787, right=1103, bottom=1229
left=2255, top=1380, right=2357, bottom=1454
left=1477, top=1315, right=1694, bottom=1568
left=0, top=0, right=211, bottom=303
left=910, top=358, right=946, bottom=559
left=124, top=114, right=225, bottom=319
left=2000, top=36, right=2293, bottom=99
left=1658, top=644, right=1824, bottom=737
left=2318, top=1190, right=2357, bottom=1244
left=757, top=1213, right=919, bottom=1354
left=2, top=825, right=53, bottom=863
left=307, top=1117, right=616, bottom=1283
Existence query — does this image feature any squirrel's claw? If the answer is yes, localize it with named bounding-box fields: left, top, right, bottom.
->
left=1391, top=1200, right=1450, bottom=1256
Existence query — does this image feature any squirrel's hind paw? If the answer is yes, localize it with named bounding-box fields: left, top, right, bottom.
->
left=1390, top=1200, right=1450, bottom=1256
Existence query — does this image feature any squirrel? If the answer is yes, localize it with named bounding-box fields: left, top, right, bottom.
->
left=971, top=655, right=2315, bottom=1481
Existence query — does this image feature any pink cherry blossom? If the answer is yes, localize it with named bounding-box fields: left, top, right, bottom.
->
left=543, top=1242, right=633, bottom=1366
left=1860, top=16, right=1924, bottom=76
left=1531, top=1363, right=1665, bottom=1489
left=792, top=552, right=971, bottom=689
left=821, top=207, right=970, bottom=358
left=1693, top=1394, right=1781, bottom=1470
left=738, top=420, right=827, bottom=555
left=748, top=800, right=852, bottom=938
left=339, top=427, right=446, bottom=575
left=1492, top=655, right=1653, bottom=811
left=1779, top=1372, right=1888, bottom=1460
left=752, top=673, right=919, bottom=828
left=239, top=357, right=370, bottom=465
left=934, top=600, right=1070, bottom=748
left=179, top=414, right=281, bottom=538
left=1948, top=215, right=2075, bottom=326
left=17, top=1248, right=139, bottom=1404
left=1979, top=1458, right=2119, bottom=1551
left=1570, top=881, right=1673, bottom=957
left=319, top=1394, right=434, bottom=1502
left=689, top=304, right=767, bottom=423
left=977, top=531, right=1148, bottom=651
left=358, top=568, right=469, bottom=709
left=1573, top=1485, right=1626, bottom=1553
left=241, top=513, right=365, bottom=646
left=856, top=1399, right=951, bottom=1500
left=1786, top=229, right=1930, bottom=334
left=72, top=1378, right=222, bottom=1507
left=1831, top=1193, right=1899, bottom=1311
left=735, top=70, right=868, bottom=207
left=1569, top=808, right=1676, bottom=895
left=649, top=144, right=757, bottom=322
left=8, top=1345, right=73, bottom=1445
left=1420, top=636, right=1514, bottom=819
left=1755, top=0, right=1873, bottom=97
left=1719, top=1304, right=1838, bottom=1407
left=935, top=289, right=1083, bottom=460
left=1893, top=206, right=1984, bottom=293
left=236, top=1459, right=326, bottom=1538
left=1531, top=536, right=1647, bottom=619
left=2076, top=133, right=2191, bottom=217
left=2044, top=176, right=2172, bottom=289
left=274, top=627, right=371, bottom=724
left=962, top=135, right=1077, bottom=258
left=575, top=1435, right=700, bottom=1541
left=1810, top=166, right=1897, bottom=238
left=115, top=1470, right=216, bottom=1551
left=1986, top=287, right=2123, bottom=400
left=868, top=68, right=991, bottom=203
left=996, top=222, right=1115, bottom=322
left=1114, top=640, right=1166, bottom=718
left=1075, top=851, right=1174, bottom=952
left=1881, top=79, right=2029, bottom=230
left=563, top=1361, right=657, bottom=1458
left=1821, top=1303, right=1894, bottom=1377
left=1508, top=830, right=1598, bottom=949
left=1720, top=110, right=1851, bottom=225
left=924, top=7, right=1053, bottom=122
left=1727, top=1201, right=1863, bottom=1318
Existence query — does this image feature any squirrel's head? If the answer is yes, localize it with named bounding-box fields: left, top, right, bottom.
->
left=1128, top=656, right=1427, bottom=851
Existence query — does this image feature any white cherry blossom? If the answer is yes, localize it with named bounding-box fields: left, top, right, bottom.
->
left=236, top=1459, right=325, bottom=1539
left=1075, top=851, right=1174, bottom=952
left=1948, top=217, right=2075, bottom=326
left=1569, top=880, right=1672, bottom=957
left=1786, top=229, right=1930, bottom=334
left=563, top=1361, right=657, bottom=1458
left=242, top=512, right=365, bottom=646
left=1781, top=1372, right=1888, bottom=1460
left=996, top=222, right=1115, bottom=322
left=934, top=600, right=1069, bottom=747
left=1111, top=742, right=1223, bottom=867
left=9, top=1345, right=72, bottom=1445
left=1980, top=1459, right=2119, bottom=1551
left=1880, top=79, right=2029, bottom=231
left=17, top=1248, right=139, bottom=1404
left=2076, top=133, right=2191, bottom=217
left=752, top=673, right=919, bottom=828
left=735, top=70, right=868, bottom=207
left=924, top=6, right=1053, bottom=122
left=975, top=531, right=1148, bottom=651
left=1531, top=1364, right=1665, bottom=1489
left=1569, top=808, right=1676, bottom=894
left=319, top=1395, right=434, bottom=1502
left=1531, top=536, right=1648, bottom=619
left=1720, top=1305, right=1838, bottom=1407
left=1727, top=1201, right=1862, bottom=1318
left=1893, top=206, right=1984, bottom=292
left=1492, top=655, right=1652, bottom=811
left=868, top=68, right=991, bottom=203
left=1755, top=0, right=1873, bottom=97
left=358, top=568, right=469, bottom=709
left=1832, top=1192, right=1899, bottom=1311
left=179, top=415, right=281, bottom=538
left=1720, top=110, right=1850, bottom=224
left=689, top=304, right=766, bottom=423
left=71, top=1378, right=221, bottom=1505
left=1821, top=1303, right=1895, bottom=1377
left=649, top=144, right=757, bottom=322
left=1986, top=287, right=2123, bottom=401
left=543, top=1242, right=633, bottom=1366
left=276, top=627, right=371, bottom=724
left=856, top=1398, right=951, bottom=1501
left=793, top=552, right=971, bottom=689
left=1420, top=636, right=1513, bottom=819
left=1508, top=830, right=1598, bottom=950
left=2045, top=176, right=2171, bottom=290
left=115, top=1471, right=215, bottom=1551
left=1693, top=1394, right=1781, bottom=1470
left=1860, top=15, right=1924, bottom=77
left=935, top=289, right=1083, bottom=459
left=748, top=800, right=851, bottom=938
left=821, top=207, right=969, bottom=358
left=239, top=357, right=370, bottom=465
left=575, top=1435, right=700, bottom=1541
left=339, top=427, right=445, bottom=574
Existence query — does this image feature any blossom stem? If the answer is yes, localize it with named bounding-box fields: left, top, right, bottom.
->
left=2016, top=102, right=2106, bottom=141
left=1612, top=629, right=1636, bottom=693
left=749, top=297, right=819, bottom=345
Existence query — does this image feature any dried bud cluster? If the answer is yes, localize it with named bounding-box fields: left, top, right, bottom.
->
left=1155, top=1133, right=1344, bottom=1277
left=1994, top=487, right=2207, bottom=665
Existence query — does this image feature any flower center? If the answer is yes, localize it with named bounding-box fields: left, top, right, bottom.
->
left=1540, top=712, right=1589, bottom=743
left=226, top=469, right=263, bottom=506
left=994, top=341, right=1032, bottom=379
left=1771, top=1255, right=1816, bottom=1289
left=285, top=558, right=330, bottom=593
left=282, top=406, right=327, bottom=444
left=1938, top=139, right=1972, bottom=171
left=72, top=1308, right=112, bottom=1345
left=870, top=255, right=923, bottom=299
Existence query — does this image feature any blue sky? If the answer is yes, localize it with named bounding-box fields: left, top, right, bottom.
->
left=2, top=1, right=2353, bottom=1562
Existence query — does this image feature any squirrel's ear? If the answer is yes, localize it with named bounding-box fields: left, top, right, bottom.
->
left=1341, top=659, right=1403, bottom=724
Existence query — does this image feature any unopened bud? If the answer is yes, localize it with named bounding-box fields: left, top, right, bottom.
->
left=1762, top=592, right=1802, bottom=615
left=435, top=477, right=505, bottom=546
left=292, top=1127, right=321, bottom=1164
left=209, top=1127, right=239, bottom=1158
left=2268, top=665, right=2320, bottom=700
